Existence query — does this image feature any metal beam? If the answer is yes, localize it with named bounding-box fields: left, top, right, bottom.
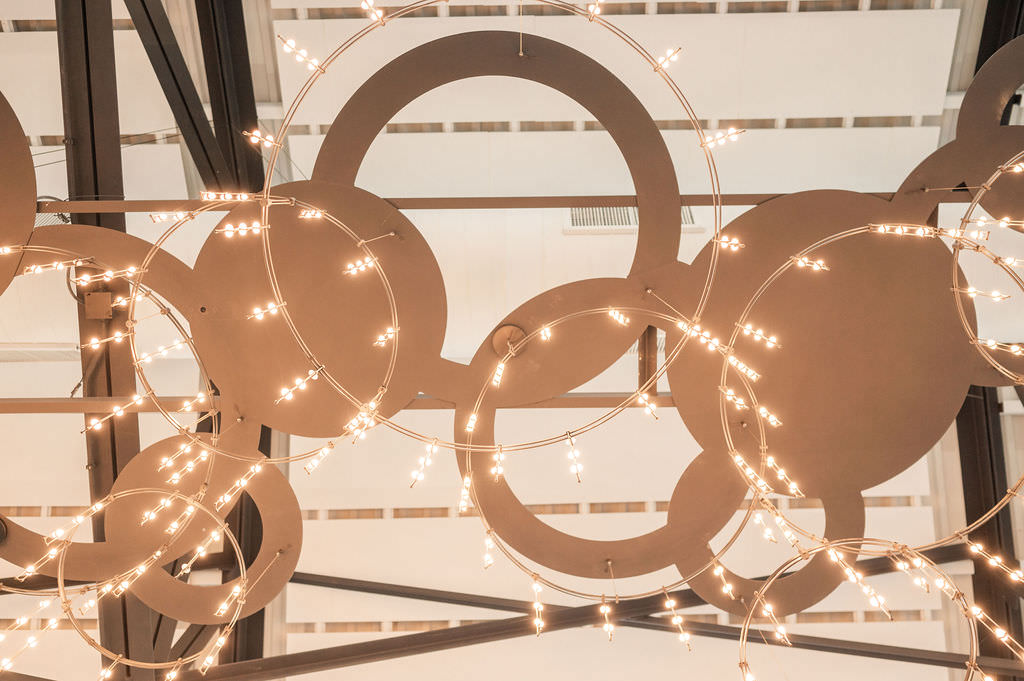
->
left=194, top=1, right=264, bottom=192
left=123, top=0, right=233, bottom=189
left=955, top=386, right=1024, bottom=657
left=55, top=2, right=155, bottom=677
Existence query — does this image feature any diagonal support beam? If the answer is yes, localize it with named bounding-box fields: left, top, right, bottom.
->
left=123, top=0, right=234, bottom=188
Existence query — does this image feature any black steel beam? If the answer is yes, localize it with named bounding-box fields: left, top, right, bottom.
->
left=288, top=543, right=972, bottom=615
left=55, top=2, right=155, bottom=678
left=976, top=0, right=1024, bottom=72
left=180, top=569, right=1024, bottom=681
left=123, top=0, right=233, bottom=189
left=194, top=1, right=264, bottom=192
left=956, top=386, right=1024, bottom=659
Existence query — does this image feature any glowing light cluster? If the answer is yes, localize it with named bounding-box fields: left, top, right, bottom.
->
left=218, top=221, right=263, bottom=237
left=248, top=301, right=285, bottom=320
left=278, top=35, right=324, bottom=72
left=790, top=255, right=829, bottom=271
left=276, top=368, right=323, bottom=404
left=702, top=128, right=745, bottom=148
left=567, top=433, right=583, bottom=482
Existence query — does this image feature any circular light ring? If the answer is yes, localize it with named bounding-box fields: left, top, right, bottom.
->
left=952, top=149, right=1024, bottom=384
left=737, top=538, right=981, bottom=681
left=54, top=488, right=246, bottom=673
left=454, top=305, right=757, bottom=599
left=712, top=216, right=1024, bottom=565
left=254, top=12, right=726, bottom=454
left=127, top=197, right=393, bottom=465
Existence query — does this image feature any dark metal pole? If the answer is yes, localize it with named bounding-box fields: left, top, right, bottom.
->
left=54, top=2, right=154, bottom=678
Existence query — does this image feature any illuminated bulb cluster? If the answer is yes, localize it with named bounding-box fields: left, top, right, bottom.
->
left=149, top=211, right=187, bottom=223
left=215, top=584, right=244, bottom=617
left=1007, top=163, right=1024, bottom=173
left=98, top=659, right=120, bottom=680
left=757, top=405, right=783, bottom=427
left=719, top=386, right=748, bottom=410
left=299, top=208, right=323, bottom=219
left=893, top=555, right=931, bottom=592
left=740, top=323, right=779, bottom=348
left=200, top=191, right=249, bottom=201
left=278, top=35, right=324, bottom=71
left=727, top=354, right=760, bottom=382
left=702, top=128, right=744, bottom=148
left=828, top=548, right=890, bottom=618
left=112, top=293, right=145, bottom=308
left=248, top=301, right=285, bottom=320
left=164, top=503, right=198, bottom=536
left=790, top=255, right=829, bottom=271
left=587, top=0, right=603, bottom=18
left=980, top=338, right=1023, bottom=356
left=764, top=455, right=803, bottom=497
left=957, top=287, right=1010, bottom=302
left=969, top=541, right=1024, bottom=583
left=0, top=615, right=59, bottom=672
left=465, top=413, right=478, bottom=433
left=731, top=453, right=778, bottom=498
left=491, top=445, right=505, bottom=480
left=374, top=327, right=397, bottom=347
left=82, top=330, right=128, bottom=350
left=84, top=394, right=146, bottom=433
left=2, top=599, right=53, bottom=637
left=458, top=474, right=472, bottom=514
left=654, top=47, right=681, bottom=71
left=740, top=663, right=756, bottom=681
left=638, top=393, right=658, bottom=419
left=713, top=562, right=735, bottom=597
left=874, top=223, right=933, bottom=238
left=346, top=404, right=378, bottom=440
left=608, top=309, right=629, bottom=325
left=176, top=528, right=225, bottom=577
left=567, top=434, right=583, bottom=483
left=759, top=601, right=791, bottom=645
left=135, top=339, right=185, bottom=365
left=198, top=629, right=233, bottom=675
left=360, top=0, right=385, bottom=23
left=276, top=368, right=322, bottom=404
left=167, top=449, right=210, bottom=485
left=140, top=496, right=174, bottom=525
left=71, top=266, right=139, bottom=286
left=969, top=604, right=1024, bottom=659
left=244, top=129, right=278, bottom=148
left=714, top=235, right=744, bottom=251
left=599, top=599, right=614, bottom=640
left=483, top=533, right=495, bottom=569
left=303, top=443, right=336, bottom=475
left=531, top=579, right=545, bottom=635
left=662, top=592, right=692, bottom=649
left=410, top=439, right=438, bottom=486
left=25, top=258, right=84, bottom=275
left=218, top=221, right=263, bottom=237
left=0, top=246, right=15, bottom=255
left=158, top=441, right=195, bottom=471
left=1001, top=256, right=1023, bottom=268
left=540, top=327, right=552, bottom=341
left=491, top=362, right=505, bottom=387
left=345, top=257, right=376, bottom=276
left=179, top=392, right=209, bottom=413
left=974, top=215, right=1021, bottom=229
left=768, top=510, right=802, bottom=549
left=752, top=511, right=777, bottom=543
left=686, top=324, right=722, bottom=351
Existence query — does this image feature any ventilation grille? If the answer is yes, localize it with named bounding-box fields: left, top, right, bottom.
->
left=565, top=206, right=639, bottom=234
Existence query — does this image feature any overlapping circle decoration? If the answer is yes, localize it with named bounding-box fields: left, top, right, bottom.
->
left=0, top=12, right=1020, bottom=679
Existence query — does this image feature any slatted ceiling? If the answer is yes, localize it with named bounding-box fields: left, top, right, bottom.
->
left=853, top=115, right=915, bottom=127
left=0, top=506, right=41, bottom=517
left=589, top=501, right=648, bottom=513
left=871, top=0, right=931, bottom=8
left=452, top=121, right=510, bottom=132
left=386, top=122, right=445, bottom=133
left=786, top=116, right=845, bottom=128
left=657, top=2, right=718, bottom=13
left=921, top=114, right=943, bottom=126
left=799, top=0, right=859, bottom=10
left=325, top=621, right=383, bottom=632
left=520, top=4, right=574, bottom=14
left=793, top=611, right=859, bottom=623
left=598, top=2, right=648, bottom=14
left=719, top=118, right=778, bottom=129
left=449, top=5, right=509, bottom=15
left=655, top=119, right=710, bottom=130
left=519, top=120, right=575, bottom=131
left=383, top=6, right=441, bottom=16
left=523, top=503, right=579, bottom=514
left=392, top=507, right=450, bottom=518
left=392, top=620, right=451, bottom=631
left=327, top=508, right=385, bottom=519
left=727, top=1, right=789, bottom=12
left=286, top=622, right=317, bottom=633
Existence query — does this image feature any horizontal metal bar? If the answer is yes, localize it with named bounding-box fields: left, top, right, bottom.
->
left=0, top=397, right=215, bottom=414
left=0, top=393, right=672, bottom=414
left=37, top=192, right=957, bottom=215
